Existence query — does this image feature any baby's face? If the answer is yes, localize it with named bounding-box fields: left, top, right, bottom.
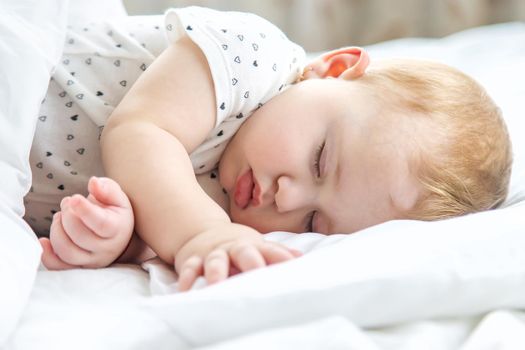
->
left=219, top=78, right=422, bottom=234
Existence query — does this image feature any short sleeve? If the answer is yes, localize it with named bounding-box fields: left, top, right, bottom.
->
left=164, top=6, right=306, bottom=128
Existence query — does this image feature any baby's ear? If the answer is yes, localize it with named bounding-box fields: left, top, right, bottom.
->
left=302, top=47, right=370, bottom=80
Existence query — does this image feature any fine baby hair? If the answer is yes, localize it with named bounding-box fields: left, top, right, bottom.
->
left=356, top=59, right=512, bottom=220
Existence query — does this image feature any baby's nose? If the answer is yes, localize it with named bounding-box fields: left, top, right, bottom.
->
left=274, top=175, right=314, bottom=213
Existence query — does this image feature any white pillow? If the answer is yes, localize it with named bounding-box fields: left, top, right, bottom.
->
left=0, top=0, right=67, bottom=345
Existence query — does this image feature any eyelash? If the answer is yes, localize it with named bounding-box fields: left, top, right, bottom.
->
left=306, top=141, right=326, bottom=231
left=314, top=141, right=326, bottom=178
left=306, top=211, right=315, bottom=232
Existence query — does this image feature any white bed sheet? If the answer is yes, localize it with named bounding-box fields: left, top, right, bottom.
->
left=2, top=1, right=525, bottom=349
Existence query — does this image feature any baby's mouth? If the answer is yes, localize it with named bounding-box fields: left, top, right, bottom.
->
left=234, top=169, right=254, bottom=209
left=251, top=175, right=261, bottom=206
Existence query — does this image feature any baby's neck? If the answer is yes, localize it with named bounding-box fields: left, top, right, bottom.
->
left=196, top=170, right=230, bottom=215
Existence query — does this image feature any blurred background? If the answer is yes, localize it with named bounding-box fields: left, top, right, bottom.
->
left=122, top=0, right=525, bottom=51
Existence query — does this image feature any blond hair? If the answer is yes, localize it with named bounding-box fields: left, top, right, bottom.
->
left=358, top=59, right=512, bottom=220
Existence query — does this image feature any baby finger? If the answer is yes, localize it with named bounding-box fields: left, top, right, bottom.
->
left=67, top=194, right=117, bottom=238
left=60, top=198, right=106, bottom=252
left=49, top=212, right=93, bottom=266
left=177, top=255, right=203, bottom=292
left=204, top=249, right=229, bottom=285
left=39, top=237, right=76, bottom=270
left=258, top=243, right=297, bottom=265
left=229, top=243, right=266, bottom=272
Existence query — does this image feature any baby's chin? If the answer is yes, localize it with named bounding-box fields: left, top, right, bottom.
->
left=229, top=206, right=272, bottom=233
left=228, top=205, right=250, bottom=227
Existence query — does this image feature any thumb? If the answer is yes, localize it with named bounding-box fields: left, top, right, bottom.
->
left=39, top=238, right=76, bottom=270
left=87, top=176, right=131, bottom=209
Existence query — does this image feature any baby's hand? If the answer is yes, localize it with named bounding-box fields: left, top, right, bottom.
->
left=39, top=176, right=134, bottom=270
left=175, top=223, right=302, bottom=291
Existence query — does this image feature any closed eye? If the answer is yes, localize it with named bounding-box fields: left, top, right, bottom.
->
left=314, top=141, right=325, bottom=178
left=305, top=210, right=316, bottom=232
left=306, top=140, right=326, bottom=231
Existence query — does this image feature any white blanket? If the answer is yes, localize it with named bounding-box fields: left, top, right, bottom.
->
left=2, top=1, right=525, bottom=349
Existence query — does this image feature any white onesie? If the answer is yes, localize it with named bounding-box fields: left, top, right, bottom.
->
left=24, top=6, right=306, bottom=235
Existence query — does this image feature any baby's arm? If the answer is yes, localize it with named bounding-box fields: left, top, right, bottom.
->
left=101, top=36, right=298, bottom=291
left=40, top=176, right=134, bottom=269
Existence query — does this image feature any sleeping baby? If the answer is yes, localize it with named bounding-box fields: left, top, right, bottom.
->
left=26, top=6, right=512, bottom=291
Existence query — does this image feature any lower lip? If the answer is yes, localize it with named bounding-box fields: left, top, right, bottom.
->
left=234, top=169, right=254, bottom=209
